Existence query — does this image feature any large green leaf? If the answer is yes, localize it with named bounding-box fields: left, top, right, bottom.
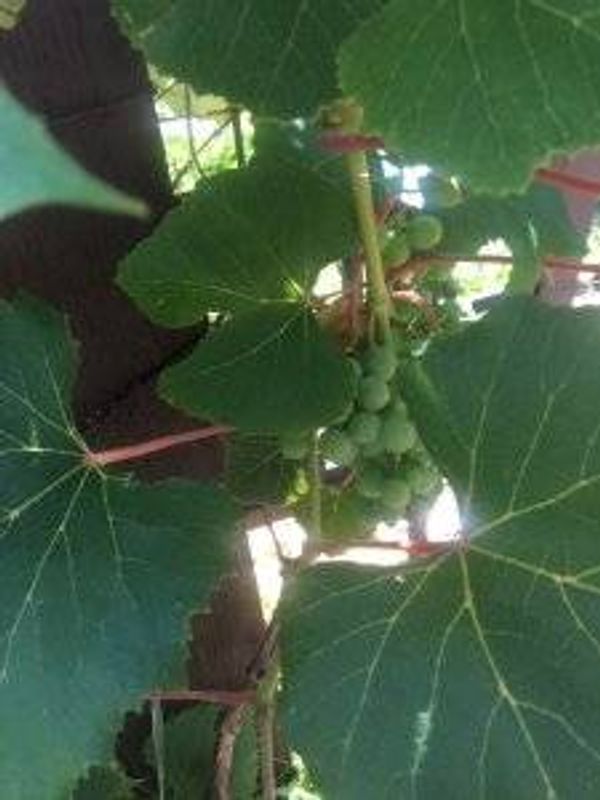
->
left=116, top=0, right=384, bottom=116
left=0, top=299, right=238, bottom=800
left=436, top=185, right=586, bottom=292
left=72, top=767, right=134, bottom=799
left=0, top=87, right=145, bottom=221
left=118, top=123, right=356, bottom=327
left=282, top=298, right=600, bottom=798
left=161, top=303, right=356, bottom=434
left=340, top=2, right=600, bottom=194
left=111, top=0, right=171, bottom=41
left=225, top=433, right=299, bottom=507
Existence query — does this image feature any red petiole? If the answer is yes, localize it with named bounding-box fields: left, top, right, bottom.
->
left=85, top=425, right=232, bottom=467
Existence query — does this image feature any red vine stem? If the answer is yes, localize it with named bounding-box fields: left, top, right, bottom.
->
left=313, top=538, right=461, bottom=558
left=320, top=132, right=385, bottom=153
left=85, top=425, right=232, bottom=467
left=535, top=168, right=600, bottom=197
left=412, top=253, right=600, bottom=275
left=545, top=257, right=600, bottom=274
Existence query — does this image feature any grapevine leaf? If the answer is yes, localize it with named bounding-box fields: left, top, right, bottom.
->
left=117, top=0, right=385, bottom=116
left=160, top=303, right=356, bottom=435
left=111, top=0, right=171, bottom=41
left=340, top=1, right=600, bottom=194
left=282, top=298, right=600, bottom=798
left=436, top=185, right=586, bottom=293
left=225, top=433, right=299, bottom=507
left=0, top=298, right=239, bottom=800
left=0, top=0, right=26, bottom=31
left=72, top=767, right=134, bottom=800
left=147, top=706, right=257, bottom=799
left=0, top=87, right=146, bottom=222
left=118, top=123, right=356, bottom=327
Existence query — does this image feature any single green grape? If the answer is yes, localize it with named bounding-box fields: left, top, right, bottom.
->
left=319, top=428, right=357, bottom=466
left=391, top=396, right=409, bottom=417
left=280, top=431, right=310, bottom=460
left=382, top=231, right=411, bottom=268
left=347, top=411, right=381, bottom=446
left=360, top=436, right=386, bottom=458
left=380, top=477, right=411, bottom=512
left=381, top=411, right=418, bottom=455
left=419, top=173, right=462, bottom=208
left=358, top=376, right=391, bottom=412
left=407, top=214, right=444, bottom=251
left=355, top=464, right=385, bottom=499
left=364, top=343, right=398, bottom=381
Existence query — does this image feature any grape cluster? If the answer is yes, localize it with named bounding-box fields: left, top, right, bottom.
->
left=277, top=185, right=465, bottom=540
left=380, top=211, right=444, bottom=271
left=301, top=341, right=441, bottom=536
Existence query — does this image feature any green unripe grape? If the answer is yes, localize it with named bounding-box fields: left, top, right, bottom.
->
left=419, top=174, right=462, bottom=209
left=391, top=396, right=409, bottom=417
left=319, top=429, right=357, bottom=467
left=355, top=465, right=385, bottom=499
left=360, top=436, right=386, bottom=458
left=280, top=434, right=310, bottom=460
left=407, top=214, right=444, bottom=251
left=382, top=231, right=411, bottom=267
left=380, top=477, right=411, bottom=512
left=358, top=376, right=391, bottom=412
left=364, top=344, right=398, bottom=381
left=347, top=411, right=381, bottom=446
left=381, top=411, right=418, bottom=455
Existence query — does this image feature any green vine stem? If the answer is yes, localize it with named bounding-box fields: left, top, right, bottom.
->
left=334, top=101, right=392, bottom=342
left=309, top=432, right=322, bottom=541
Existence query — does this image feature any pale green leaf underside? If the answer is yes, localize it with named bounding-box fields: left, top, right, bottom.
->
left=160, top=303, right=356, bottom=435
left=0, top=0, right=25, bottom=31
left=282, top=298, right=600, bottom=798
left=118, top=0, right=385, bottom=116
left=0, top=87, right=146, bottom=221
left=340, top=0, right=600, bottom=193
left=0, top=299, right=237, bottom=800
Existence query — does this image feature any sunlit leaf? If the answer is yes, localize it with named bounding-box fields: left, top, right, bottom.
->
left=0, top=87, right=146, bottom=222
